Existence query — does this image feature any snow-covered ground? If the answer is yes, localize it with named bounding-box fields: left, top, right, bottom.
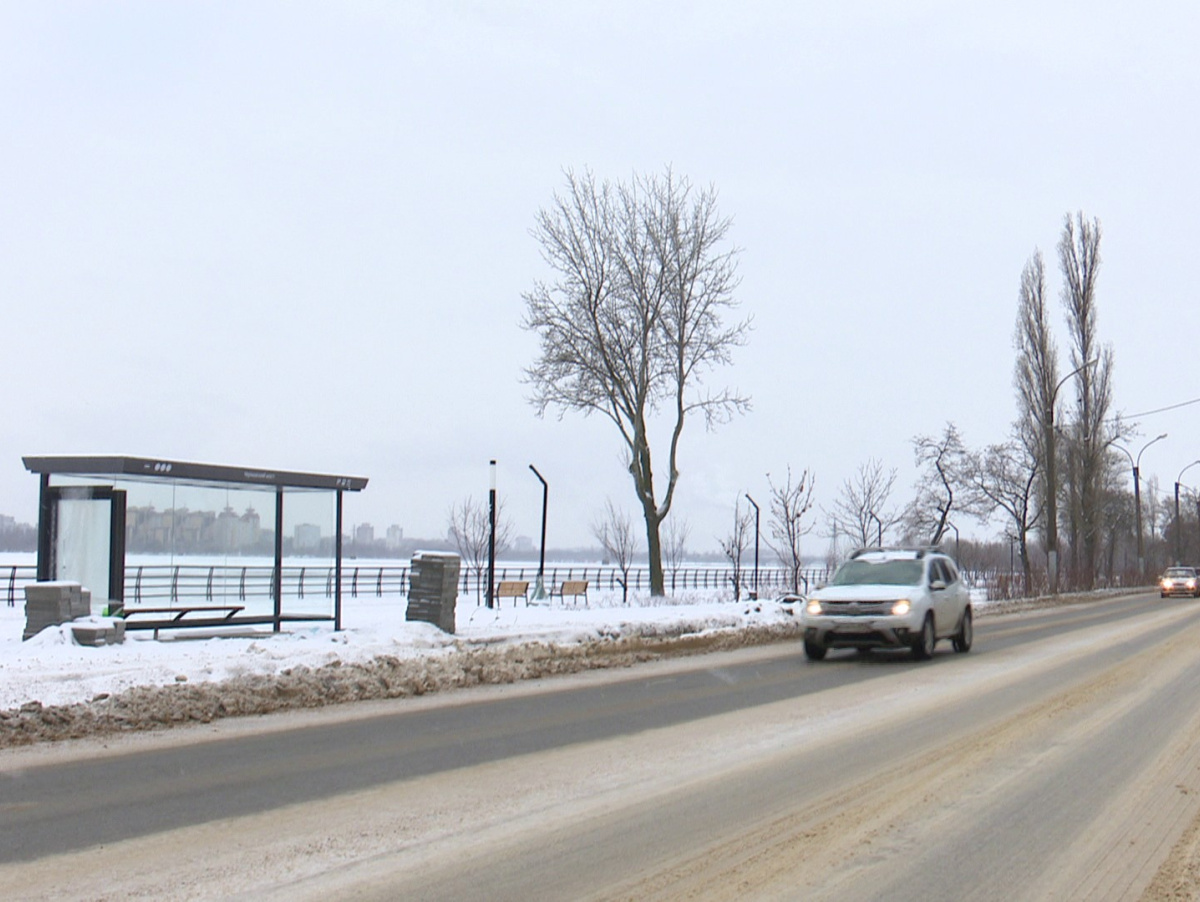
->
left=0, top=587, right=810, bottom=712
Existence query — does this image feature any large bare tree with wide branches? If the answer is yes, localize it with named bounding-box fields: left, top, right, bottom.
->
left=523, top=168, right=750, bottom=595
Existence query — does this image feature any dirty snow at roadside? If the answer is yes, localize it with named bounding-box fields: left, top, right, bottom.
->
left=0, top=590, right=805, bottom=712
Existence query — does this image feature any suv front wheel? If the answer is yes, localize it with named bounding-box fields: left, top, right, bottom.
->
left=952, top=607, right=973, bottom=653
left=911, top=614, right=935, bottom=661
left=804, top=637, right=827, bottom=661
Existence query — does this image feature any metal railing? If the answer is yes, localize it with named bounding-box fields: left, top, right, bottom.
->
left=2, top=562, right=830, bottom=608
left=3, top=565, right=37, bottom=607
left=123, top=563, right=824, bottom=604
left=1, top=560, right=1151, bottom=611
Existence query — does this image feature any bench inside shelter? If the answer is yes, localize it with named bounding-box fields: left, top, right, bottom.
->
left=119, top=604, right=257, bottom=639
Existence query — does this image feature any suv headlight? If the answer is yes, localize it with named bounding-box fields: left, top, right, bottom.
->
left=891, top=599, right=912, bottom=616
left=806, top=598, right=823, bottom=616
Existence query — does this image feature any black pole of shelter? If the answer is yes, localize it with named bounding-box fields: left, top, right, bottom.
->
left=335, top=489, right=344, bottom=631
left=36, top=473, right=52, bottom=581
left=273, top=487, right=283, bottom=633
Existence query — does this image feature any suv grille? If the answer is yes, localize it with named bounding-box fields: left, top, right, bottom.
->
left=821, top=600, right=893, bottom=617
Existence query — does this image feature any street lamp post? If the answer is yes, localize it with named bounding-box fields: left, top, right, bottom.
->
left=1044, top=357, right=1098, bottom=593
left=1175, top=460, right=1200, bottom=565
left=487, top=460, right=497, bottom=609
left=529, top=465, right=548, bottom=600
left=945, top=521, right=960, bottom=563
left=1114, top=433, right=1167, bottom=578
left=869, top=511, right=883, bottom=548
left=745, top=494, right=760, bottom=600
left=1195, top=493, right=1200, bottom=565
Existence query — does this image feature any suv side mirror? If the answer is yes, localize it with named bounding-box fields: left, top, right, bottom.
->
left=930, top=579, right=947, bottom=591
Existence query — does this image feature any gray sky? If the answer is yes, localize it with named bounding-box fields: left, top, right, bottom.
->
left=4, top=1, right=1200, bottom=553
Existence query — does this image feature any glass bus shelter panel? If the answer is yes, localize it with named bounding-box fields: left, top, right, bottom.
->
left=281, top=490, right=338, bottom=618
left=46, top=486, right=126, bottom=614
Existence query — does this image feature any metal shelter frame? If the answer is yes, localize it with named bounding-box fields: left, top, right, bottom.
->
left=22, top=455, right=368, bottom=632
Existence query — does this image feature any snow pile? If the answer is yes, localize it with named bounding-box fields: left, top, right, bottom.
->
left=0, top=591, right=805, bottom=747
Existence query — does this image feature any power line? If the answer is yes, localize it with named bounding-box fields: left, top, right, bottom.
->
left=1123, top=396, right=1200, bottom=419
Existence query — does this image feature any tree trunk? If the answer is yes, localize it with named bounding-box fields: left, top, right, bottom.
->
left=642, top=503, right=665, bottom=596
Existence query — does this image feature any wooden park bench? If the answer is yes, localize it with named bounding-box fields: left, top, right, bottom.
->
left=495, top=581, right=529, bottom=607
left=118, top=605, right=248, bottom=639
left=549, top=580, right=589, bottom=606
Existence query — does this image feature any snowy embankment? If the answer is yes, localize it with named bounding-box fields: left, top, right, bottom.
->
left=0, top=590, right=810, bottom=747
left=1, top=585, right=1121, bottom=749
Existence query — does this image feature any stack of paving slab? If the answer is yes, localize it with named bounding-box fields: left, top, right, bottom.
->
left=23, top=581, right=93, bottom=641
left=68, top=618, right=126, bottom=647
left=406, top=551, right=461, bottom=634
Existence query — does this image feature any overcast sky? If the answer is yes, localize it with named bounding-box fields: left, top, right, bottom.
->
left=4, top=2, right=1200, bottom=554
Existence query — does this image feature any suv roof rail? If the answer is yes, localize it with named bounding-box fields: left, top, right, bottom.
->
left=850, top=545, right=941, bottom=560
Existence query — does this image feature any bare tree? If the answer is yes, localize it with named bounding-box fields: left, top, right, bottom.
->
left=719, top=498, right=754, bottom=602
left=904, top=423, right=975, bottom=545
left=1098, top=451, right=1133, bottom=585
left=1058, top=212, right=1116, bottom=589
left=523, top=168, right=750, bottom=596
left=662, top=516, right=690, bottom=590
left=447, top=497, right=514, bottom=603
left=963, top=425, right=1042, bottom=591
left=827, top=459, right=901, bottom=550
left=1013, top=249, right=1061, bottom=586
left=592, top=499, right=638, bottom=605
left=765, top=467, right=816, bottom=594
left=1144, top=475, right=1164, bottom=572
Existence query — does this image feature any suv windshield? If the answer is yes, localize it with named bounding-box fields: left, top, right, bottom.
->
left=829, top=559, right=924, bottom=587
left=1166, top=568, right=1195, bottom=577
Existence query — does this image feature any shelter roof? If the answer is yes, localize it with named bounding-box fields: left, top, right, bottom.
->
left=22, top=455, right=368, bottom=493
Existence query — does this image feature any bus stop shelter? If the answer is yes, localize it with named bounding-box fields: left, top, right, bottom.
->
left=23, top=454, right=368, bottom=632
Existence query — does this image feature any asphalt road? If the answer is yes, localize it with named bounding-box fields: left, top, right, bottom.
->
left=5, top=592, right=1200, bottom=900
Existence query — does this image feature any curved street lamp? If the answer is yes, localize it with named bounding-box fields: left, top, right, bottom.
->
left=944, top=520, right=960, bottom=563
left=869, top=511, right=883, bottom=548
left=1175, top=459, right=1200, bottom=565
left=745, top=494, right=760, bottom=599
left=1114, top=433, right=1167, bottom=576
left=529, top=465, right=548, bottom=600
left=487, top=460, right=497, bottom=609
left=1044, top=357, right=1098, bottom=593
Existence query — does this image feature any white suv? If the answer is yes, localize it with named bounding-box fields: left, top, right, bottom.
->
left=802, top=548, right=972, bottom=661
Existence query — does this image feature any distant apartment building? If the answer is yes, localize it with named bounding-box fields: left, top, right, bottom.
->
left=125, top=504, right=265, bottom=553
left=215, top=506, right=261, bottom=552
left=294, top=523, right=322, bottom=551
left=354, top=523, right=375, bottom=545
left=513, top=535, right=535, bottom=554
left=385, top=524, right=404, bottom=550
